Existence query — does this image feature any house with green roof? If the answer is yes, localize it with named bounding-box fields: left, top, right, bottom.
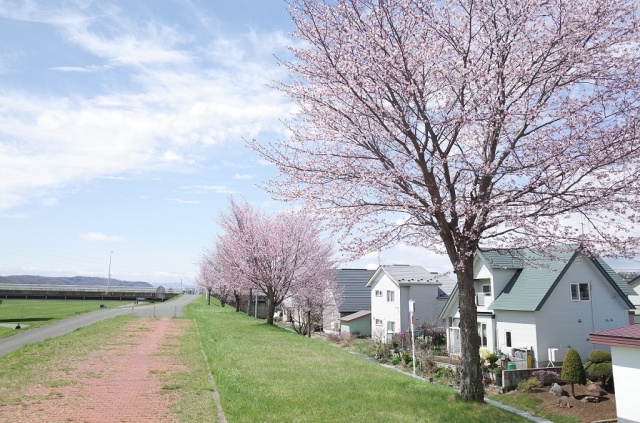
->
left=439, top=246, right=637, bottom=368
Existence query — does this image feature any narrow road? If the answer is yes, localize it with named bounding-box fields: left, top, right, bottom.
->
left=0, top=294, right=200, bottom=358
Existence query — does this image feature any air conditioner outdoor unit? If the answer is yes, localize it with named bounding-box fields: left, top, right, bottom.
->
left=548, top=347, right=568, bottom=363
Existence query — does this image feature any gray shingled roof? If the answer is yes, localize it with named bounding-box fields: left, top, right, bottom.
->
left=335, top=269, right=375, bottom=313
left=380, top=265, right=443, bottom=285
left=487, top=248, right=635, bottom=311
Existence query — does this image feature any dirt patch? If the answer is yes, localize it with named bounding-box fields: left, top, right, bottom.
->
left=499, top=384, right=616, bottom=423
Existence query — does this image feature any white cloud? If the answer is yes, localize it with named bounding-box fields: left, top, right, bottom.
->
left=0, top=2, right=294, bottom=211
left=181, top=185, right=234, bottom=194
left=167, top=198, right=200, bottom=205
left=233, top=173, right=254, bottom=180
left=81, top=232, right=124, bottom=243
left=41, top=197, right=58, bottom=206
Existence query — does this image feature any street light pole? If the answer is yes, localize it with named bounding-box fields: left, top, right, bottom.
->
left=107, top=251, right=113, bottom=294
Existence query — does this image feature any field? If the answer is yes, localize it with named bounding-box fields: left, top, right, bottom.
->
left=0, top=299, right=131, bottom=338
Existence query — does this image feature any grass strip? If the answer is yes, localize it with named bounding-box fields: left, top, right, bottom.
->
left=0, top=299, right=131, bottom=338
left=187, top=297, right=532, bottom=423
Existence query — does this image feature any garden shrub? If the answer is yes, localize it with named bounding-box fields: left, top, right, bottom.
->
left=517, top=377, right=543, bottom=391
left=531, top=369, right=561, bottom=386
left=584, top=349, right=613, bottom=386
left=561, top=348, right=587, bottom=397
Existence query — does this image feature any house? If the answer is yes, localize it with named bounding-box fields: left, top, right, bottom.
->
left=625, top=275, right=640, bottom=323
left=366, top=265, right=455, bottom=342
left=439, top=247, right=637, bottom=368
left=322, top=268, right=375, bottom=332
left=340, top=310, right=372, bottom=337
left=590, top=325, right=640, bottom=423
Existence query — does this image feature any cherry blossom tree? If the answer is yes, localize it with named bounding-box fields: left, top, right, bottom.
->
left=252, top=0, right=640, bottom=401
left=214, top=199, right=338, bottom=325
left=196, top=250, right=235, bottom=307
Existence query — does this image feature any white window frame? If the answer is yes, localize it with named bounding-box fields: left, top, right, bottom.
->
left=386, top=290, right=395, bottom=302
left=387, top=321, right=396, bottom=332
left=375, top=318, right=383, bottom=326
left=570, top=283, right=590, bottom=301
left=505, top=331, right=512, bottom=348
left=478, top=322, right=487, bottom=348
left=375, top=290, right=383, bottom=297
left=482, top=285, right=491, bottom=295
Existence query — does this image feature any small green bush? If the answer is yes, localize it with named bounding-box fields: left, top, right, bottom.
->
left=561, top=348, right=586, bottom=397
left=391, top=356, right=401, bottom=365
left=585, top=349, right=613, bottom=386
left=517, top=377, right=542, bottom=392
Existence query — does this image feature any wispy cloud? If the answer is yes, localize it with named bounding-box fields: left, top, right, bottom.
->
left=167, top=198, right=200, bottom=205
left=181, top=185, right=235, bottom=194
left=0, top=2, right=293, bottom=211
left=81, top=232, right=124, bottom=243
left=233, top=173, right=254, bottom=180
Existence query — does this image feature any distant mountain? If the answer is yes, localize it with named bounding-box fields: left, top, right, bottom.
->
left=0, top=275, right=154, bottom=288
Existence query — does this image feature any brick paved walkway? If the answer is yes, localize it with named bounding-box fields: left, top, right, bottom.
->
left=0, top=318, right=189, bottom=423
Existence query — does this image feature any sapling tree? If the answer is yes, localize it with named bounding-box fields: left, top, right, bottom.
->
left=214, top=199, right=338, bottom=325
left=252, top=0, right=640, bottom=401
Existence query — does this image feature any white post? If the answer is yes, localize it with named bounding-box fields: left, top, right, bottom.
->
left=409, top=299, right=416, bottom=377
left=107, top=251, right=113, bottom=294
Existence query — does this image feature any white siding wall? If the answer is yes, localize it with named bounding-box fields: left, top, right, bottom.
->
left=403, top=285, right=442, bottom=332
left=370, top=273, right=400, bottom=341
left=495, top=311, right=537, bottom=362
left=535, top=255, right=629, bottom=364
left=610, top=345, right=640, bottom=423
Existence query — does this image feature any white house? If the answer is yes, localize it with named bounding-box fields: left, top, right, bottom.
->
left=590, top=324, right=640, bottom=423
left=366, top=265, right=455, bottom=342
left=439, top=247, right=637, bottom=368
left=626, top=276, right=640, bottom=323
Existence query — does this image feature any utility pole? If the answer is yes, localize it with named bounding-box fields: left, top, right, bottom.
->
left=107, top=251, right=113, bottom=294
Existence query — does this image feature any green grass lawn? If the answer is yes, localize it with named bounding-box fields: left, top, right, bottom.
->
left=187, top=298, right=532, bottom=423
left=0, top=299, right=131, bottom=338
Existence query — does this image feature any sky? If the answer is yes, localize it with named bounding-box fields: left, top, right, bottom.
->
left=1, top=1, right=639, bottom=288
left=0, top=0, right=458, bottom=287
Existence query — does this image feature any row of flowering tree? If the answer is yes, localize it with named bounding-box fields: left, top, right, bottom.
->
left=250, top=0, right=640, bottom=402
left=197, top=199, right=340, bottom=331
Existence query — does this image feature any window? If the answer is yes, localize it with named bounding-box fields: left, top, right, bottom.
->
left=375, top=290, right=383, bottom=297
left=505, top=331, right=512, bottom=348
left=387, top=321, right=396, bottom=332
left=478, top=323, right=487, bottom=348
left=482, top=285, right=491, bottom=295
left=375, top=318, right=383, bottom=326
left=386, top=290, right=395, bottom=302
left=570, top=283, right=590, bottom=301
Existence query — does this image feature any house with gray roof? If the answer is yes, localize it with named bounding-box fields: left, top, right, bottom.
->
left=366, top=264, right=455, bottom=342
left=625, top=275, right=640, bottom=323
left=322, top=268, right=375, bottom=332
left=439, top=246, right=637, bottom=367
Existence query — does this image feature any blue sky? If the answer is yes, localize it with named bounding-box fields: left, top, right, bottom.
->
left=0, top=0, right=457, bottom=286
left=1, top=1, right=637, bottom=287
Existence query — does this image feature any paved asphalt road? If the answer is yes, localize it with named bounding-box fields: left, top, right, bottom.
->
left=0, top=294, right=201, bottom=358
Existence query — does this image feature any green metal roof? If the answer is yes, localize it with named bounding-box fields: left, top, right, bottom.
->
left=487, top=247, right=635, bottom=311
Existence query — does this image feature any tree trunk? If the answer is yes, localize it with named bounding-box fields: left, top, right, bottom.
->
left=307, top=310, right=312, bottom=337
left=246, top=289, right=252, bottom=314
left=457, top=257, right=484, bottom=402
left=266, top=293, right=276, bottom=325
left=207, top=290, right=211, bottom=306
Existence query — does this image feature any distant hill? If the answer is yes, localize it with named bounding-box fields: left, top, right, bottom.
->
left=0, top=275, right=154, bottom=288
